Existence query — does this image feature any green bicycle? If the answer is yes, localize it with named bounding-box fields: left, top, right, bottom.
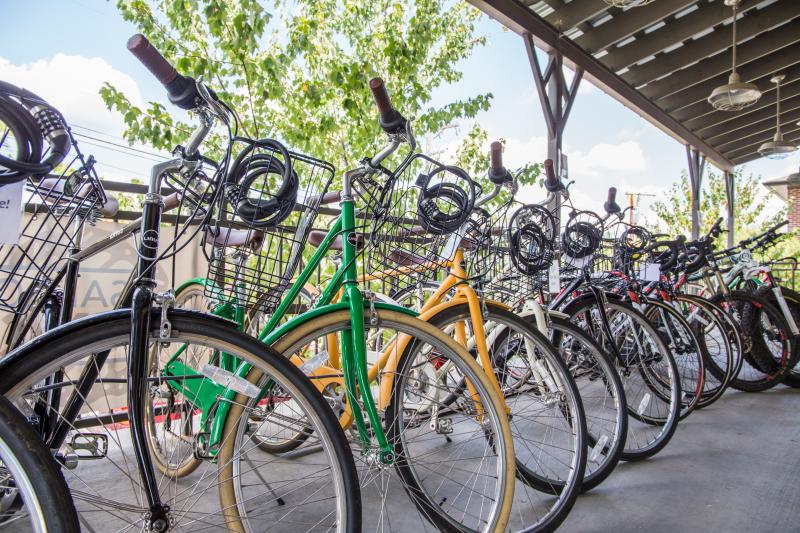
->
left=149, top=77, right=517, bottom=532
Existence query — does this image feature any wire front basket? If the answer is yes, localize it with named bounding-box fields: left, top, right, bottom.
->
left=0, top=158, right=105, bottom=314
left=357, top=153, right=505, bottom=291
left=204, top=144, right=334, bottom=313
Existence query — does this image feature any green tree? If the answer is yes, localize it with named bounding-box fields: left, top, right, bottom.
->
left=101, top=0, right=493, bottom=175
left=651, top=169, right=798, bottom=261
left=454, top=124, right=541, bottom=208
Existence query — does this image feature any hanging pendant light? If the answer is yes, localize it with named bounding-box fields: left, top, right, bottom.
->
left=708, top=0, right=761, bottom=111
left=603, top=0, right=655, bottom=7
left=758, top=75, right=797, bottom=160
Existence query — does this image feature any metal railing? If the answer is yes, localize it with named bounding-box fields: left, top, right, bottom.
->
left=768, top=257, right=798, bottom=291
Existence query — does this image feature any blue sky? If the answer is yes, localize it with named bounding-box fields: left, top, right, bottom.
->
left=1, top=0, right=794, bottom=222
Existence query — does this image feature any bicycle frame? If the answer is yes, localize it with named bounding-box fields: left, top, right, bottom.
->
left=163, top=170, right=411, bottom=461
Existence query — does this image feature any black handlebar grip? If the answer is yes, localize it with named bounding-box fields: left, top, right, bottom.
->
left=127, top=34, right=198, bottom=110
left=604, top=187, right=621, bottom=214
left=127, top=34, right=178, bottom=86
left=369, top=77, right=394, bottom=115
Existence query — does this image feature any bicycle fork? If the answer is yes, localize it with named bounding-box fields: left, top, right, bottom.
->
left=127, top=193, right=170, bottom=532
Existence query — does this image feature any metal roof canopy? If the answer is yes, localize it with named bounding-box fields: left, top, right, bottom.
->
left=467, top=0, right=800, bottom=172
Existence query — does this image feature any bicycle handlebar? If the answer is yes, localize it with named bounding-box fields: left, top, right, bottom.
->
left=487, top=141, right=512, bottom=185
left=127, top=34, right=198, bottom=110
left=604, top=187, right=621, bottom=215
left=369, top=77, right=406, bottom=135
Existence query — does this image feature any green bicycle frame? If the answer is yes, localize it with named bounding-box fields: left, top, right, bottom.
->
left=163, top=193, right=396, bottom=458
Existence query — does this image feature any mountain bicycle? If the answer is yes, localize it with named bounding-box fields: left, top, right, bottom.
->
left=678, top=218, right=799, bottom=392
left=704, top=222, right=800, bottom=387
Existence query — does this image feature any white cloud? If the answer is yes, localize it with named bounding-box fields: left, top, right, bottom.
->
left=569, top=140, right=647, bottom=178
left=0, top=54, right=171, bottom=182
left=577, top=79, right=595, bottom=95
left=0, top=54, right=145, bottom=135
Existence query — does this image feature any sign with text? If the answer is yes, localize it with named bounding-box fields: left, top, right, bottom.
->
left=0, top=181, right=24, bottom=244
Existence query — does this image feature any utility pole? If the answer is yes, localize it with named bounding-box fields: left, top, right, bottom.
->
left=624, top=191, right=656, bottom=224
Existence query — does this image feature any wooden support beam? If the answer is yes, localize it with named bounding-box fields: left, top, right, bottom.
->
left=467, top=0, right=734, bottom=170
left=574, top=0, right=696, bottom=54
left=602, top=0, right=750, bottom=73
left=732, top=131, right=800, bottom=164
left=723, top=127, right=800, bottom=161
left=544, top=0, right=608, bottom=31
left=621, top=2, right=800, bottom=88
left=658, top=50, right=800, bottom=112
left=640, top=20, right=800, bottom=100
left=724, top=170, right=735, bottom=247
left=698, top=92, right=800, bottom=140
left=687, top=145, right=706, bottom=240
left=712, top=109, right=800, bottom=151
left=681, top=78, right=800, bottom=131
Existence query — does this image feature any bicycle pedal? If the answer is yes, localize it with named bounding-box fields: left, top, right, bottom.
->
left=68, top=433, right=108, bottom=460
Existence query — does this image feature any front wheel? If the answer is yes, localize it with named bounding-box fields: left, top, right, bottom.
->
left=564, top=296, right=680, bottom=461
left=0, top=309, right=361, bottom=532
left=0, top=394, right=80, bottom=532
left=425, top=303, right=588, bottom=531
left=269, top=308, right=516, bottom=533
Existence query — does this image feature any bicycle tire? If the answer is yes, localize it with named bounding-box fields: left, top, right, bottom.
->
left=563, top=295, right=680, bottom=461
left=425, top=303, right=587, bottom=530
left=753, top=286, right=800, bottom=388
left=710, top=290, right=797, bottom=392
left=0, top=394, right=80, bottom=533
left=0, top=309, right=361, bottom=532
left=269, top=308, right=516, bottom=533
left=548, top=316, right=627, bottom=492
left=639, top=299, right=705, bottom=419
left=673, top=294, right=736, bottom=408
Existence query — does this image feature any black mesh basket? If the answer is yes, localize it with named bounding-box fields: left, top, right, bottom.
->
left=0, top=157, right=105, bottom=314
left=204, top=143, right=334, bottom=313
left=473, top=203, right=555, bottom=307
left=357, top=153, right=504, bottom=290
left=561, top=209, right=604, bottom=269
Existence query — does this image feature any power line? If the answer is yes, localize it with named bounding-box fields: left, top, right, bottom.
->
left=72, top=132, right=168, bottom=160
left=72, top=123, right=128, bottom=141
left=76, top=140, right=166, bottom=164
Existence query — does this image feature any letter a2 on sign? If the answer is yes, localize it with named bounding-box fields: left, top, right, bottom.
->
left=0, top=181, right=25, bottom=245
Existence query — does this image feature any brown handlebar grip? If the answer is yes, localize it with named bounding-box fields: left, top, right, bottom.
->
left=320, top=190, right=341, bottom=205
left=607, top=187, right=617, bottom=205
left=127, top=34, right=178, bottom=86
left=369, top=77, right=394, bottom=116
left=162, top=192, right=181, bottom=212
left=544, top=159, right=557, bottom=186
left=490, top=142, right=503, bottom=173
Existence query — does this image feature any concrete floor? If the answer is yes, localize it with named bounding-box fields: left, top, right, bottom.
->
left=561, top=386, right=800, bottom=532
